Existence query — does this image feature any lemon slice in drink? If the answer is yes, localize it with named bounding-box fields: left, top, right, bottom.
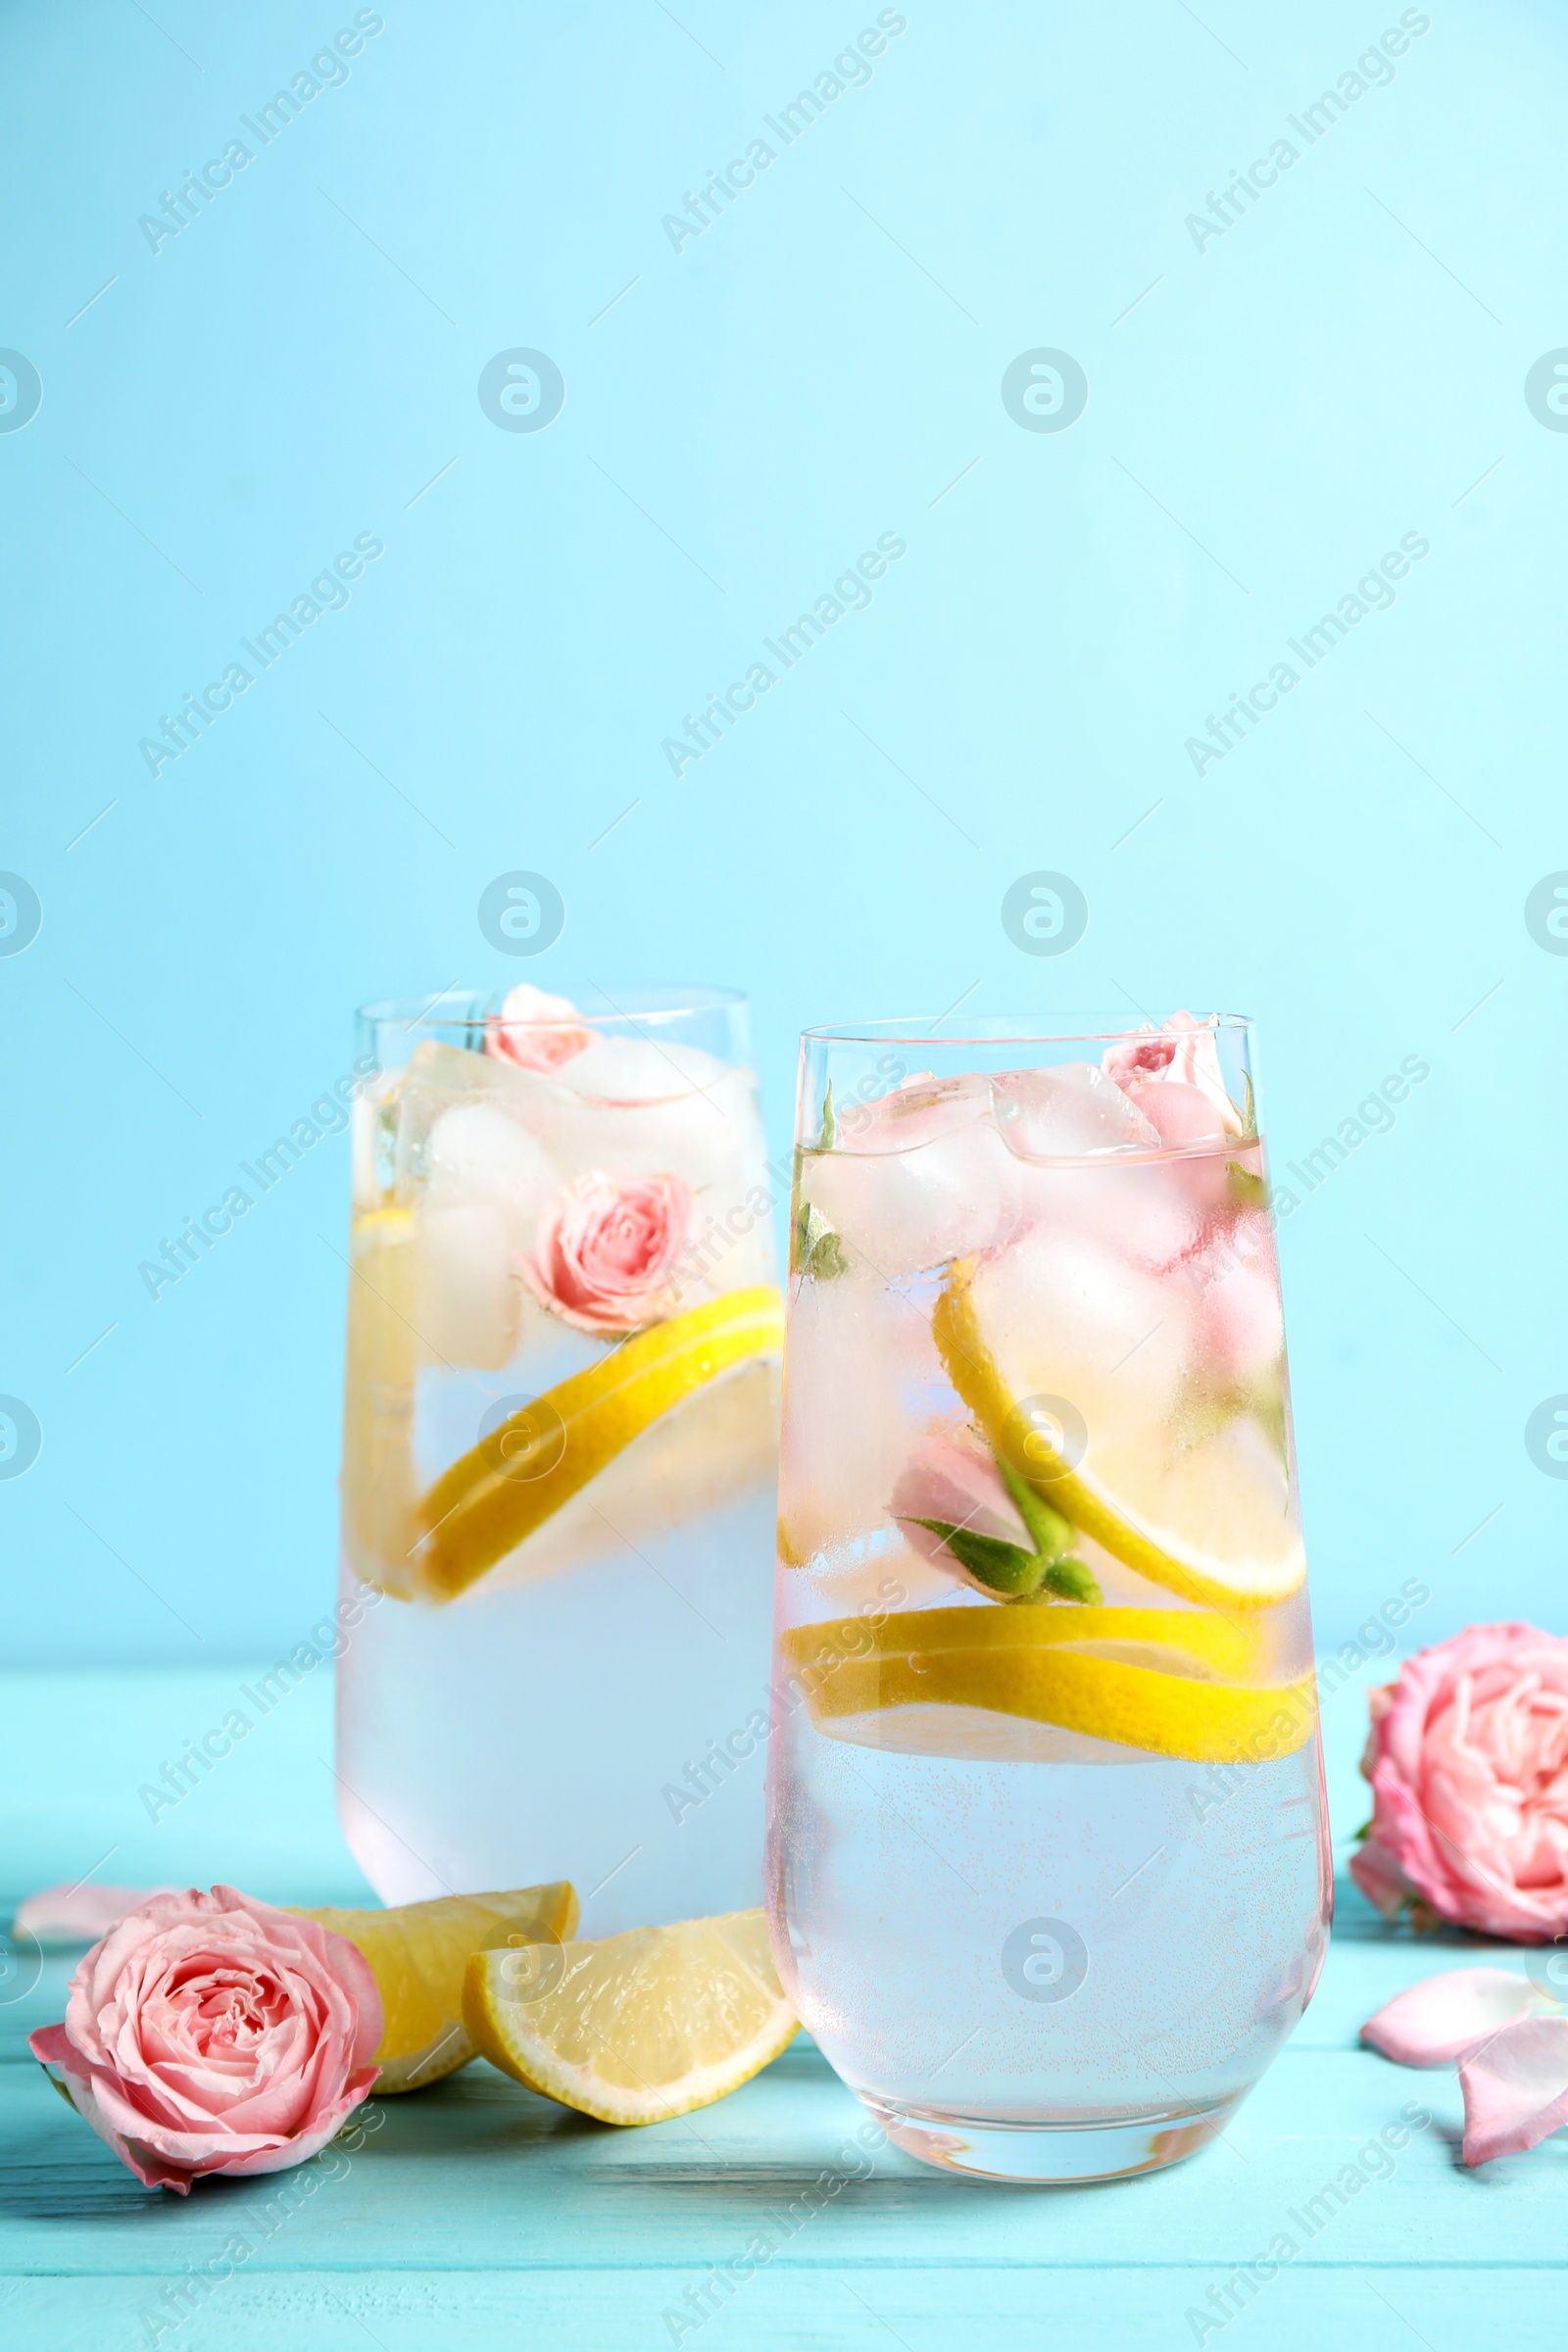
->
left=295, top=1883, right=578, bottom=2092
left=463, top=1909, right=798, bottom=2126
left=781, top=1608, right=1316, bottom=1765
left=341, top=1206, right=419, bottom=1598
left=933, top=1254, right=1305, bottom=1610
left=413, top=1287, right=783, bottom=1602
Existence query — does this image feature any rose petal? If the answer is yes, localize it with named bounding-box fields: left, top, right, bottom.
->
left=1361, top=1968, right=1536, bottom=2066
left=88, top=2063, right=378, bottom=2177
left=28, top=2023, right=78, bottom=2076
left=1135, top=1080, right=1226, bottom=1151
left=13, top=1884, right=169, bottom=1947
left=30, top=2027, right=193, bottom=2192
left=176, top=2070, right=381, bottom=2179
left=1349, top=1835, right=1417, bottom=1921
left=1458, top=2014, right=1568, bottom=2165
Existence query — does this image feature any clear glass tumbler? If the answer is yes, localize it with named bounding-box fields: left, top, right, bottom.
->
left=765, top=1014, right=1330, bottom=2182
left=336, top=985, right=783, bottom=1935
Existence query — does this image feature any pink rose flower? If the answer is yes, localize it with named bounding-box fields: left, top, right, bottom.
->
left=1351, top=1622, right=1568, bottom=1941
left=1102, top=1010, right=1245, bottom=1143
left=28, top=1885, right=381, bottom=2193
left=484, top=985, right=594, bottom=1074
left=519, top=1169, right=694, bottom=1333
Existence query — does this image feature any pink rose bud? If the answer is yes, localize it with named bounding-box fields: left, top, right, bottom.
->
left=28, top=1885, right=382, bottom=2192
left=483, top=985, right=594, bottom=1074
left=890, top=1432, right=1034, bottom=1574
left=518, top=1169, right=695, bottom=1334
left=1102, top=1010, right=1245, bottom=1140
left=1351, top=1622, right=1568, bottom=1942
left=888, top=1431, right=1099, bottom=1603
left=1100, top=1030, right=1178, bottom=1085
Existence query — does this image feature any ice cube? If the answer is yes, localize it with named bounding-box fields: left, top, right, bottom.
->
left=973, top=1224, right=1194, bottom=1437
left=416, top=1201, right=519, bottom=1370
left=426, top=1101, right=556, bottom=1232
left=1192, top=1243, right=1284, bottom=1387
left=779, top=1265, right=952, bottom=1567
left=394, top=1041, right=558, bottom=1202
left=801, top=1117, right=1020, bottom=1279
left=991, top=1062, right=1161, bottom=1160
left=1008, top=1158, right=1202, bottom=1276
left=831, top=1071, right=987, bottom=1156
left=557, top=1034, right=725, bottom=1103
left=546, top=1064, right=776, bottom=1269
left=352, top=1067, right=402, bottom=1209
left=668, top=1148, right=777, bottom=1308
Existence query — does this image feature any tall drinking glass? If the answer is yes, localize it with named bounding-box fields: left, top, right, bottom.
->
left=336, top=985, right=782, bottom=1934
left=766, top=1015, right=1329, bottom=2182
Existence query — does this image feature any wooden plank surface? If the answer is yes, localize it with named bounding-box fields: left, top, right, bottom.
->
left=3, top=1665, right=1558, bottom=2350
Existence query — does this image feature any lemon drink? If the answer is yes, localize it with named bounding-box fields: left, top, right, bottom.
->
left=336, top=988, right=784, bottom=1935
left=766, top=1016, right=1330, bottom=2183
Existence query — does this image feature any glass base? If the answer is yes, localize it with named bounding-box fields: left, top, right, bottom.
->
left=858, top=2090, right=1247, bottom=2183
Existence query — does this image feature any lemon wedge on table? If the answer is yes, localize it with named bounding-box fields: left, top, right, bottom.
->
left=933, top=1254, right=1305, bottom=1612
left=294, top=1883, right=577, bottom=2092
left=410, top=1287, right=784, bottom=1603
left=781, top=1608, right=1316, bottom=1765
left=464, top=1909, right=798, bottom=2126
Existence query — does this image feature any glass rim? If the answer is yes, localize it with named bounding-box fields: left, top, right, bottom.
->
left=801, top=1010, right=1254, bottom=1047
left=358, top=982, right=747, bottom=1031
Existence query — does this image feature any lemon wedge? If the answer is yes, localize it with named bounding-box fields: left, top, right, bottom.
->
left=412, top=1287, right=784, bottom=1602
left=781, top=1608, right=1316, bottom=1764
left=463, top=1908, right=798, bottom=2126
left=933, top=1255, right=1305, bottom=1610
left=294, top=1882, right=577, bottom=2092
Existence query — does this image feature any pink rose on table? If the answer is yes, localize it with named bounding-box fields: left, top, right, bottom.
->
left=1102, top=1011, right=1245, bottom=1146
left=28, top=1885, right=381, bottom=2193
left=1351, top=1623, right=1568, bottom=1940
left=484, top=984, right=594, bottom=1074
left=519, top=1169, right=694, bottom=1333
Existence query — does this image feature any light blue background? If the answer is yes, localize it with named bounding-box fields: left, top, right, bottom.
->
left=3, top=0, right=1564, bottom=1664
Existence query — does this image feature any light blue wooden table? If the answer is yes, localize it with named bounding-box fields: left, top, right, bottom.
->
left=2, top=1664, right=1555, bottom=2348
